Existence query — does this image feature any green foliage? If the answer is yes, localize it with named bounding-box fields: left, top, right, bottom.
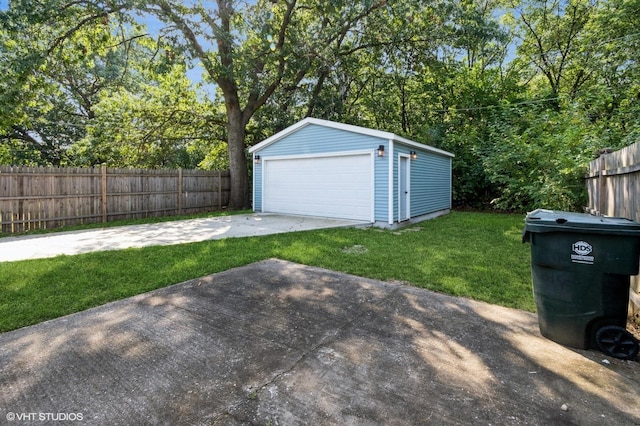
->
left=70, top=63, right=223, bottom=169
left=577, top=0, right=640, bottom=149
left=0, top=1, right=226, bottom=169
left=482, top=106, right=594, bottom=211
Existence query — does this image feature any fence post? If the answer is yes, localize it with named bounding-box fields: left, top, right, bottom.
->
left=177, top=168, right=183, bottom=215
left=101, top=164, right=107, bottom=223
left=597, top=154, right=607, bottom=216
left=218, top=170, right=222, bottom=210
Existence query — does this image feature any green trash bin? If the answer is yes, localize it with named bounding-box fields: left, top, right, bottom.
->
left=523, top=209, right=640, bottom=359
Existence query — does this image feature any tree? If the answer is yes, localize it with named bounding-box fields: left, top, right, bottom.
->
left=577, top=0, right=640, bottom=148
left=0, top=1, right=134, bottom=165
left=140, top=0, right=392, bottom=208
left=0, top=1, right=219, bottom=168
left=511, top=0, right=596, bottom=104
left=0, top=0, right=127, bottom=164
left=71, top=62, right=223, bottom=168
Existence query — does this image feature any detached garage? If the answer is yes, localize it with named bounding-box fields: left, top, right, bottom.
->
left=249, top=118, right=454, bottom=227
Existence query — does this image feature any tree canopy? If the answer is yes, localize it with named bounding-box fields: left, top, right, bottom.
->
left=1, top=0, right=638, bottom=212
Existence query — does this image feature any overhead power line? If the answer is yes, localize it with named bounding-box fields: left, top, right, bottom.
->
left=428, top=97, right=562, bottom=113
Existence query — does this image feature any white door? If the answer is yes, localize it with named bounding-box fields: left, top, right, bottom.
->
left=263, top=153, right=373, bottom=221
left=399, top=155, right=410, bottom=221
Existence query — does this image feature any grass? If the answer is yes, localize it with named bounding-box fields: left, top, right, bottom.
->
left=0, top=211, right=533, bottom=333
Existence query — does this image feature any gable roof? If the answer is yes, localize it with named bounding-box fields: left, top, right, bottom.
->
left=248, top=117, right=454, bottom=158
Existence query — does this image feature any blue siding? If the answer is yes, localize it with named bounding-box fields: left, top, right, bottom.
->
left=374, top=152, right=389, bottom=222
left=257, top=125, right=374, bottom=156
left=410, top=153, right=451, bottom=215
left=392, top=143, right=451, bottom=222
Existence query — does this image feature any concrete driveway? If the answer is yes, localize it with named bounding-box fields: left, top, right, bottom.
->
left=0, top=214, right=366, bottom=262
left=0, top=259, right=638, bottom=425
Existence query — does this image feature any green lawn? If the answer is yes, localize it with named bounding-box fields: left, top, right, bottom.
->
left=0, top=211, right=533, bottom=333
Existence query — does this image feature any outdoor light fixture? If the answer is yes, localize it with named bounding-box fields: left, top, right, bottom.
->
left=410, top=151, right=417, bottom=160
left=377, top=145, right=385, bottom=157
left=254, top=155, right=261, bottom=164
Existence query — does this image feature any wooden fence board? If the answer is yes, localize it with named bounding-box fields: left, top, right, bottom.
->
left=0, top=165, right=230, bottom=233
left=586, top=142, right=640, bottom=318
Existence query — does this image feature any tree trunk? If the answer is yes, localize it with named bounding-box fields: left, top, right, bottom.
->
left=226, top=106, right=250, bottom=210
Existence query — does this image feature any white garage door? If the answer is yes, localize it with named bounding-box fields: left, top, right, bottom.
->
left=263, top=153, right=373, bottom=221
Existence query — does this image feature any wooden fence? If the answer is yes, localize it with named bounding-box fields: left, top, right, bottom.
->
left=0, top=165, right=230, bottom=233
left=585, top=141, right=640, bottom=316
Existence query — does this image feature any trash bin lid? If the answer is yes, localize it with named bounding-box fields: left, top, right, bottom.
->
left=524, top=209, right=640, bottom=236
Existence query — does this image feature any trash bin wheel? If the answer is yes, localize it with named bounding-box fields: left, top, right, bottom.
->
left=595, top=325, right=639, bottom=360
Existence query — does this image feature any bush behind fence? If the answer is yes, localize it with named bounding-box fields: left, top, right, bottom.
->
left=0, top=165, right=230, bottom=233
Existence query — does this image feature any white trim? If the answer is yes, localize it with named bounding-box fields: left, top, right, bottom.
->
left=388, top=139, right=394, bottom=225
left=369, top=152, right=376, bottom=223
left=261, top=150, right=375, bottom=222
left=398, top=153, right=411, bottom=222
left=395, top=139, right=454, bottom=158
left=260, top=154, right=265, bottom=212
left=248, top=117, right=454, bottom=158
left=260, top=149, right=373, bottom=162
left=253, top=154, right=257, bottom=211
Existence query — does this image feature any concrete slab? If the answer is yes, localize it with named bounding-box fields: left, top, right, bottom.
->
left=0, top=259, right=639, bottom=425
left=0, top=214, right=366, bottom=262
